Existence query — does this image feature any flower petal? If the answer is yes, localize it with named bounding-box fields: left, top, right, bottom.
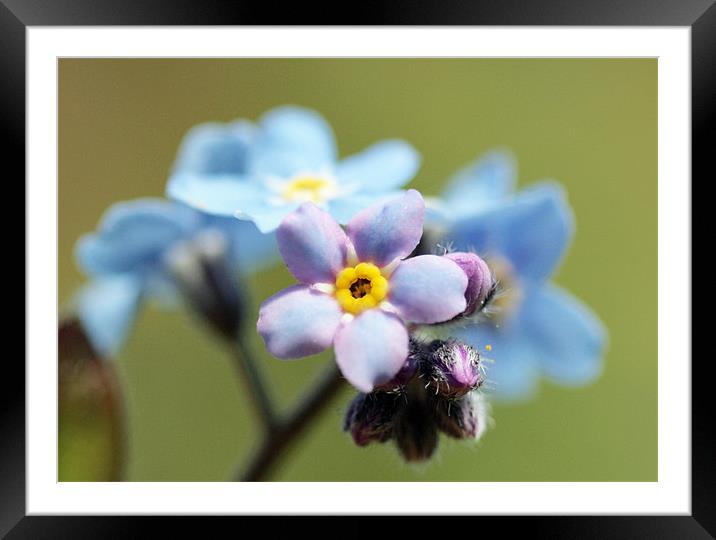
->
left=76, top=199, right=199, bottom=276
left=454, top=324, right=539, bottom=402
left=257, top=285, right=342, bottom=359
left=167, top=174, right=266, bottom=216
left=441, top=149, right=516, bottom=218
left=334, top=310, right=409, bottom=392
left=236, top=201, right=299, bottom=234
left=76, top=275, right=144, bottom=358
left=249, top=106, right=337, bottom=177
left=326, top=191, right=402, bottom=224
left=346, top=189, right=425, bottom=267
left=388, top=255, right=467, bottom=323
left=336, top=140, right=420, bottom=192
left=276, top=203, right=349, bottom=283
left=172, top=120, right=255, bottom=176
left=520, top=283, right=607, bottom=385
left=447, top=182, right=573, bottom=283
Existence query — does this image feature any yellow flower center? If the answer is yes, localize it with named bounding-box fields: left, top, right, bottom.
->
left=335, top=262, right=389, bottom=315
left=282, top=175, right=334, bottom=203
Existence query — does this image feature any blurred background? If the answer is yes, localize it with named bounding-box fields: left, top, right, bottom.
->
left=58, top=58, right=656, bottom=482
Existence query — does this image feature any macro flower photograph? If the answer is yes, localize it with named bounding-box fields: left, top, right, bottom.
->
left=58, top=58, right=656, bottom=482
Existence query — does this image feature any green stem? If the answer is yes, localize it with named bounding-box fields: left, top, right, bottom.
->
left=236, top=362, right=346, bottom=482
left=227, top=336, right=278, bottom=432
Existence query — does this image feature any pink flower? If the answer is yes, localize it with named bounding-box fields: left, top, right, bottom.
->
left=257, top=190, right=469, bottom=392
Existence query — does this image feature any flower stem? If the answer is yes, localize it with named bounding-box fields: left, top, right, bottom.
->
left=236, top=362, right=345, bottom=482
left=227, top=336, right=278, bottom=432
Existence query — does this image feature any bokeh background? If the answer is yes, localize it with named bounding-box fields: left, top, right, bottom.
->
left=58, top=58, right=656, bottom=481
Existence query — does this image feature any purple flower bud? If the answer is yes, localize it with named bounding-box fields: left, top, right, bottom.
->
left=422, top=340, right=484, bottom=399
left=343, top=392, right=400, bottom=447
left=432, top=391, right=489, bottom=440
left=393, top=398, right=438, bottom=463
left=444, top=251, right=494, bottom=318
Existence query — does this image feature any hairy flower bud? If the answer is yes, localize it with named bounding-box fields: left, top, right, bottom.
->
left=393, top=398, right=439, bottom=463
left=421, top=340, right=484, bottom=399
left=445, top=251, right=494, bottom=318
left=432, top=391, right=489, bottom=440
left=343, top=392, right=400, bottom=446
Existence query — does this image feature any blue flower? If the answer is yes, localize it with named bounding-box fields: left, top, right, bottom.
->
left=167, top=105, right=421, bottom=233
left=431, top=150, right=607, bottom=401
left=74, top=198, right=276, bottom=358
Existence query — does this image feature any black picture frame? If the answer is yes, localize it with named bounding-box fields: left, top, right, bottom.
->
left=6, top=0, right=709, bottom=536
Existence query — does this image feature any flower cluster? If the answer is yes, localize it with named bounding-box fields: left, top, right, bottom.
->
left=71, top=105, right=607, bottom=466
left=344, top=339, right=490, bottom=462
left=255, top=186, right=496, bottom=460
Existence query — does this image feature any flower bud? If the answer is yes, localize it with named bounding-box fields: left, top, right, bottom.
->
left=343, top=392, right=400, bottom=446
left=444, top=251, right=494, bottom=318
left=432, top=391, right=489, bottom=440
left=421, top=340, right=484, bottom=399
left=59, top=317, right=126, bottom=480
left=393, top=398, right=439, bottom=463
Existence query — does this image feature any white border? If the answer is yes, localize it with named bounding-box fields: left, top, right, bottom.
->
left=28, top=27, right=690, bottom=514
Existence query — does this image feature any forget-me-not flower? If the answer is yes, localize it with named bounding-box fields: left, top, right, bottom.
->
left=167, top=105, right=421, bottom=233
left=429, top=150, right=607, bottom=401
left=75, top=198, right=275, bottom=358
left=257, top=190, right=470, bottom=392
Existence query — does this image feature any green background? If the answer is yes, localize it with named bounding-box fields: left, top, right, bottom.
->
left=58, top=59, right=657, bottom=481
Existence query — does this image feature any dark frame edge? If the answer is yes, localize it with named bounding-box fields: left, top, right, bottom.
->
left=1, top=0, right=26, bottom=538
left=691, top=1, right=716, bottom=537
left=5, top=0, right=710, bottom=536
